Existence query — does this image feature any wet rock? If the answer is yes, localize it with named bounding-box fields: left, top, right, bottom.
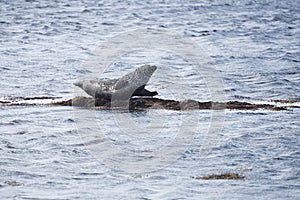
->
left=226, top=101, right=288, bottom=111
left=1, top=96, right=298, bottom=111
left=180, top=99, right=200, bottom=110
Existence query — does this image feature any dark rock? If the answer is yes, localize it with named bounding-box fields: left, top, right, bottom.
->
left=1, top=96, right=298, bottom=111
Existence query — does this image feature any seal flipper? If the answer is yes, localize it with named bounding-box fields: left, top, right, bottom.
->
left=132, top=85, right=158, bottom=97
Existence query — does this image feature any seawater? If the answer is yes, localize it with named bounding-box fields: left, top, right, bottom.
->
left=1, top=0, right=299, bottom=199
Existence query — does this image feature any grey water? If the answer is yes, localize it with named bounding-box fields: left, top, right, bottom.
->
left=1, top=0, right=299, bottom=199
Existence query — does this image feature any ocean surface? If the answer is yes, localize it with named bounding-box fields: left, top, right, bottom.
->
left=1, top=0, right=299, bottom=199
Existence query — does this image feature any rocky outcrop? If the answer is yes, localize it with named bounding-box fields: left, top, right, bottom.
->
left=1, top=96, right=298, bottom=111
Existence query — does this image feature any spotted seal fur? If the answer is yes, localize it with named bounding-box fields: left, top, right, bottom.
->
left=74, top=65, right=158, bottom=100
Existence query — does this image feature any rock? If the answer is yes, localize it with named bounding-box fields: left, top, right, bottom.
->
left=1, top=96, right=297, bottom=111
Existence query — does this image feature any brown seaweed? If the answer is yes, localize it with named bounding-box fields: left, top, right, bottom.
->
left=191, top=173, right=245, bottom=180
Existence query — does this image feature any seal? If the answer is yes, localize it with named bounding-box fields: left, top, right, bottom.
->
left=74, top=65, right=158, bottom=100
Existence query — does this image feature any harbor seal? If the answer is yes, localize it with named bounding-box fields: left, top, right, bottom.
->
left=74, top=65, right=158, bottom=100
